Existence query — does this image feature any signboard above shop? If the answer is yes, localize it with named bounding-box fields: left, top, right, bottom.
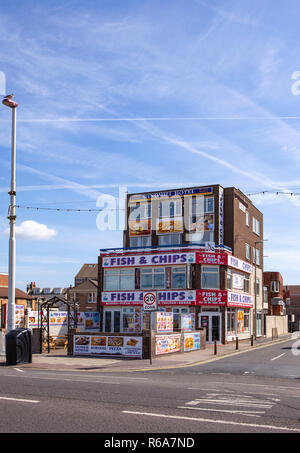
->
left=102, top=249, right=252, bottom=274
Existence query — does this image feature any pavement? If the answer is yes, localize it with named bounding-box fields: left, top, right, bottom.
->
left=0, top=333, right=293, bottom=372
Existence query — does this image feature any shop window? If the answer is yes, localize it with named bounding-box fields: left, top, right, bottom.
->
left=227, top=268, right=232, bottom=289
left=237, top=309, right=250, bottom=333
left=172, top=267, right=186, bottom=288
left=141, top=268, right=165, bottom=290
left=201, top=266, right=219, bottom=289
left=122, top=308, right=135, bottom=332
left=226, top=309, right=236, bottom=336
left=129, top=236, right=152, bottom=248
left=172, top=307, right=189, bottom=329
left=158, top=233, right=182, bottom=246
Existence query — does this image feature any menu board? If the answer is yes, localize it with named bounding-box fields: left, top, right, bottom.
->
left=183, top=332, right=201, bottom=352
left=156, top=312, right=173, bottom=332
left=15, top=305, right=25, bottom=328
left=155, top=334, right=181, bottom=355
left=73, top=335, right=143, bottom=358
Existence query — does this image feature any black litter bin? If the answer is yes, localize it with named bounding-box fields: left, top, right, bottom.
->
left=6, top=328, right=32, bottom=365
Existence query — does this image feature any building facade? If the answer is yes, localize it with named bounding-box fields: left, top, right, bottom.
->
left=97, top=184, right=264, bottom=343
left=263, top=272, right=285, bottom=316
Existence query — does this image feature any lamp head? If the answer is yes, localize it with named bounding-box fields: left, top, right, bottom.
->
left=2, top=94, right=18, bottom=108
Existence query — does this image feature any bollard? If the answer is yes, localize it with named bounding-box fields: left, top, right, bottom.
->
left=236, top=336, right=239, bottom=350
left=251, top=335, right=254, bottom=346
left=214, top=340, right=217, bottom=355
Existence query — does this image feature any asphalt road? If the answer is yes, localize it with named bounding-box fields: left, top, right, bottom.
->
left=0, top=338, right=299, bottom=436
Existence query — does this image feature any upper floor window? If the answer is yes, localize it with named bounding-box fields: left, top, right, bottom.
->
left=159, top=199, right=182, bottom=218
left=141, top=267, right=165, bottom=290
left=252, top=217, right=260, bottom=235
left=246, top=211, right=249, bottom=227
left=88, top=292, right=97, bottom=303
left=158, top=233, right=182, bottom=246
left=172, top=267, right=186, bottom=288
left=270, top=280, right=280, bottom=293
left=245, top=243, right=250, bottom=261
left=104, top=269, right=135, bottom=291
left=129, top=202, right=151, bottom=221
left=201, top=266, right=219, bottom=289
left=130, top=236, right=152, bottom=248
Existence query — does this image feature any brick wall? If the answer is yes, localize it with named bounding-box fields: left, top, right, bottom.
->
left=0, top=274, right=8, bottom=287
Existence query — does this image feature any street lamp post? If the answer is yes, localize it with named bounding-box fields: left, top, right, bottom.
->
left=2, top=94, right=18, bottom=332
left=254, top=239, right=267, bottom=340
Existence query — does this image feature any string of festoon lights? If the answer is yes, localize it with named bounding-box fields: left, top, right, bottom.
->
left=14, top=205, right=125, bottom=212
left=12, top=190, right=300, bottom=213
left=247, top=190, right=300, bottom=196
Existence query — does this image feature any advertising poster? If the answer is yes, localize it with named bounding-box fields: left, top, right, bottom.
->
left=129, top=219, right=151, bottom=237
left=15, top=305, right=25, bottom=328
left=73, top=335, right=143, bottom=358
left=184, top=332, right=200, bottom=352
left=77, top=312, right=100, bottom=331
left=189, top=214, right=214, bottom=233
left=155, top=334, right=181, bottom=355
left=156, top=217, right=183, bottom=235
left=180, top=314, right=193, bottom=330
left=156, top=312, right=173, bottom=332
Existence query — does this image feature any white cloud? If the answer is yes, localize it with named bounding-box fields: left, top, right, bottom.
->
left=4, top=220, right=57, bottom=241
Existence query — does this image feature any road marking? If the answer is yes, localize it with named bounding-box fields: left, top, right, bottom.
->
left=204, top=381, right=300, bottom=393
left=122, top=410, right=300, bottom=432
left=10, top=371, right=148, bottom=381
left=0, top=396, right=39, bottom=404
left=177, top=406, right=263, bottom=418
left=13, top=368, right=24, bottom=373
left=271, top=353, right=286, bottom=361
left=5, top=375, right=121, bottom=384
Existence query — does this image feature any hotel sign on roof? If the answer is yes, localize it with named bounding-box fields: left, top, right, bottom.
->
left=129, top=187, right=213, bottom=202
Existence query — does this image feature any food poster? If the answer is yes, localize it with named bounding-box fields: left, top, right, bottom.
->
left=156, top=217, right=183, bottom=235
left=189, top=214, right=214, bottom=233
left=73, top=335, right=143, bottom=357
left=77, top=312, right=100, bottom=331
left=184, top=332, right=201, bottom=352
left=74, top=335, right=91, bottom=354
left=28, top=310, right=40, bottom=328
left=129, top=219, right=151, bottom=237
left=155, top=334, right=181, bottom=355
left=49, top=311, right=68, bottom=336
left=15, top=305, right=25, bottom=327
left=180, top=314, right=193, bottom=330
left=156, top=311, right=173, bottom=332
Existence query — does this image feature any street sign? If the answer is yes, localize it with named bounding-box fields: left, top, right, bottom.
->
left=143, top=291, right=157, bottom=311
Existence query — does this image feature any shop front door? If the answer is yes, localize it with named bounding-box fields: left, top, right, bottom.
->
left=200, top=312, right=222, bottom=343
left=104, top=310, right=121, bottom=333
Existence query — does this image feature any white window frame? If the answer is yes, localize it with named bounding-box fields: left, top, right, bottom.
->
left=201, top=265, right=219, bottom=289
left=270, top=280, right=280, bottom=293
left=252, top=217, right=260, bottom=236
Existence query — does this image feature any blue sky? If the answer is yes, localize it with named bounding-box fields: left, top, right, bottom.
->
left=1, top=0, right=300, bottom=289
